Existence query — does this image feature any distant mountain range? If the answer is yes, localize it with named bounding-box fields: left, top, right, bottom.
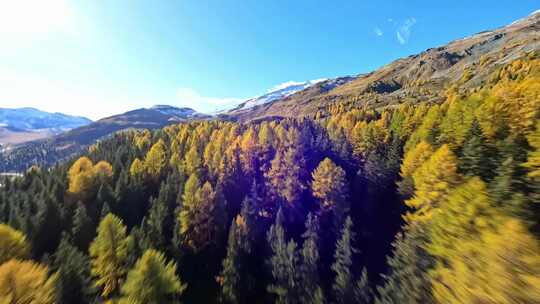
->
left=0, top=105, right=211, bottom=171
left=0, top=107, right=92, bottom=146
left=1, top=10, right=539, bottom=172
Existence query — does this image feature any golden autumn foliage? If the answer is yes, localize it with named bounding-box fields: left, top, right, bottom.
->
left=432, top=219, right=540, bottom=304
left=89, top=213, right=130, bottom=298
left=311, top=158, right=348, bottom=209
left=404, top=145, right=461, bottom=223
left=0, top=224, right=30, bottom=265
left=398, top=141, right=434, bottom=197
left=427, top=177, right=500, bottom=260
left=143, top=139, right=168, bottom=180
left=68, top=157, right=113, bottom=200
left=0, top=259, right=57, bottom=304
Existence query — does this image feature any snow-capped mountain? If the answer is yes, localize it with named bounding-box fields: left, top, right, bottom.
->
left=235, top=79, right=327, bottom=111
left=0, top=107, right=92, bottom=133
left=150, top=105, right=209, bottom=119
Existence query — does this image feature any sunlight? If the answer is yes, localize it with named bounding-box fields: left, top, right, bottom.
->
left=0, top=0, right=76, bottom=37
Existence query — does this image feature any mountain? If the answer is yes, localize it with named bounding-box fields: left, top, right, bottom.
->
left=151, top=105, right=209, bottom=119
left=0, top=107, right=92, bottom=146
left=0, top=105, right=209, bottom=171
left=224, top=10, right=540, bottom=121
left=2, top=11, right=539, bottom=171
left=229, top=79, right=328, bottom=112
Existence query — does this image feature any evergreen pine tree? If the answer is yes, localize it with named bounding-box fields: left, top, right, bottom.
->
left=354, top=268, right=372, bottom=304
left=71, top=202, right=95, bottom=251
left=298, top=213, right=324, bottom=304
left=332, top=216, right=356, bottom=304
left=267, top=208, right=299, bottom=304
left=459, top=119, right=494, bottom=181
left=375, top=224, right=434, bottom=304
left=53, top=235, right=95, bottom=304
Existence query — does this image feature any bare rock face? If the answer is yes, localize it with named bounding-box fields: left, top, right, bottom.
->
left=226, top=11, right=540, bottom=121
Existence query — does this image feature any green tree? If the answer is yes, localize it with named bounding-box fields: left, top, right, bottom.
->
left=332, top=216, right=356, bottom=304
left=354, top=268, right=372, bottom=304
left=119, top=249, right=186, bottom=304
left=267, top=208, right=299, bottom=304
left=53, top=235, right=94, bottom=304
left=458, top=119, right=494, bottom=181
left=299, top=213, right=325, bottom=304
left=375, top=224, right=434, bottom=304
left=71, top=202, right=95, bottom=251
left=220, top=216, right=249, bottom=304
left=89, top=213, right=130, bottom=299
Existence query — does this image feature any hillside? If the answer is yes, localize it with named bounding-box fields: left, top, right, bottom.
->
left=225, top=11, right=540, bottom=121
left=0, top=107, right=92, bottom=146
left=0, top=10, right=539, bottom=304
left=0, top=106, right=209, bottom=171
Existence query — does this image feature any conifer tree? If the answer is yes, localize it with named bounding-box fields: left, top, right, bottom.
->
left=312, top=158, right=348, bottom=209
left=428, top=177, right=498, bottom=260
left=404, top=144, right=461, bottom=223
left=31, top=194, right=63, bottom=257
left=71, top=202, right=95, bottom=251
left=53, top=235, right=94, bottom=304
left=354, top=268, right=372, bottom=304
left=459, top=119, right=494, bottom=181
left=267, top=208, right=299, bottom=304
left=0, top=259, right=57, bottom=304
left=220, top=216, right=249, bottom=304
left=144, top=195, right=168, bottom=250
left=180, top=178, right=224, bottom=251
left=375, top=225, right=434, bottom=304
left=398, top=141, right=433, bottom=198
left=89, top=213, right=130, bottom=299
left=432, top=219, right=540, bottom=303
left=0, top=223, right=29, bottom=264
left=179, top=173, right=200, bottom=237
left=144, top=139, right=168, bottom=180
left=332, top=216, right=356, bottom=304
left=299, top=213, right=325, bottom=304
left=266, top=146, right=307, bottom=205
left=184, top=145, right=202, bottom=177
left=119, top=249, right=186, bottom=304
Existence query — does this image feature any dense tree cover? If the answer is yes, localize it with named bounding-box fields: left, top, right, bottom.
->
left=0, top=56, right=539, bottom=303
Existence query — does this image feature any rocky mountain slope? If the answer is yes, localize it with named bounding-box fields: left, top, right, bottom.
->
left=225, top=11, right=540, bottom=121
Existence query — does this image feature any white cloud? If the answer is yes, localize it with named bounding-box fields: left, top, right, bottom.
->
left=396, top=17, right=416, bottom=45
left=175, top=88, right=244, bottom=113
left=374, top=27, right=384, bottom=36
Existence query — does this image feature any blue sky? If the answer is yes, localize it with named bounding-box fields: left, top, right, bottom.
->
left=0, top=0, right=538, bottom=120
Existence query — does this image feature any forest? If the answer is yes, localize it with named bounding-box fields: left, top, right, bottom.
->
left=0, top=56, right=539, bottom=303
